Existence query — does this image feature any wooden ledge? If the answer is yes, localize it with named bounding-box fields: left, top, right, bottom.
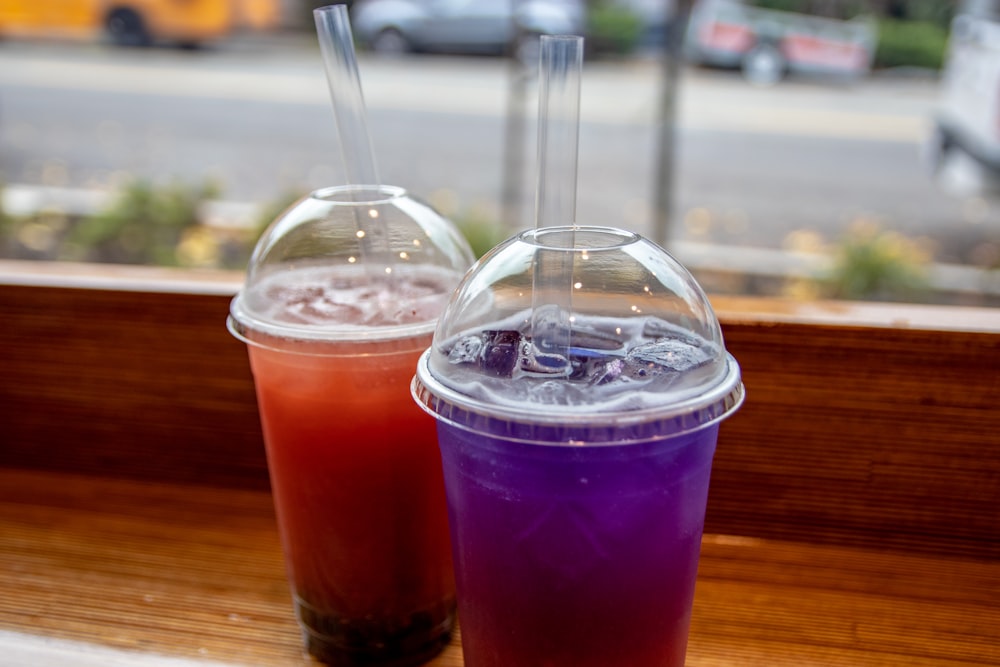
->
left=3, top=260, right=999, bottom=331
left=1, top=261, right=998, bottom=665
left=2, top=468, right=998, bottom=667
left=710, top=293, right=1000, bottom=333
left=0, top=259, right=244, bottom=295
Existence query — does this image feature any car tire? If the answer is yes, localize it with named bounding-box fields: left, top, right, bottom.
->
left=104, top=7, right=152, bottom=46
left=370, top=28, right=410, bottom=56
left=105, top=7, right=151, bottom=48
left=936, top=144, right=996, bottom=197
left=742, top=42, right=785, bottom=86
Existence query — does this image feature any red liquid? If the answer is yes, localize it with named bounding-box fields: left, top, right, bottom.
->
left=248, top=334, right=455, bottom=665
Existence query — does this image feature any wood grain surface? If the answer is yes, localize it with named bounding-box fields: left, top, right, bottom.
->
left=1, top=261, right=999, bottom=665
left=2, top=469, right=997, bottom=666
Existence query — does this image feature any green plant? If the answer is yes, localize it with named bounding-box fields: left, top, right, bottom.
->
left=0, top=183, right=10, bottom=238
left=886, top=0, right=955, bottom=28
left=751, top=0, right=803, bottom=11
left=0, top=184, right=19, bottom=257
left=0, top=184, right=75, bottom=261
left=825, top=220, right=929, bottom=301
left=454, top=211, right=510, bottom=260
left=874, top=19, right=949, bottom=70
left=750, top=0, right=872, bottom=20
left=63, top=179, right=219, bottom=265
left=211, top=189, right=307, bottom=271
left=587, top=2, right=644, bottom=55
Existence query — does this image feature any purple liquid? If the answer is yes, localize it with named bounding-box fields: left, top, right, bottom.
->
left=436, top=418, right=718, bottom=667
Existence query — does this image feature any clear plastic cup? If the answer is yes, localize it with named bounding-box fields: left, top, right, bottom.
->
left=412, top=225, right=744, bottom=667
left=229, top=184, right=474, bottom=666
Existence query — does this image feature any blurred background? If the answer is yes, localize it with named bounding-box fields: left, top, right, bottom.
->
left=1, top=0, right=999, bottom=306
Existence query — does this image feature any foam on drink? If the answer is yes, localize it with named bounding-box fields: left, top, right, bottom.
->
left=237, top=265, right=462, bottom=336
left=434, top=311, right=723, bottom=413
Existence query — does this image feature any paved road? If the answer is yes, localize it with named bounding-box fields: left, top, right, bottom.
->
left=1, top=36, right=997, bottom=264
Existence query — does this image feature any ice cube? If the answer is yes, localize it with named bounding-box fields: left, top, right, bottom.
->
left=567, top=329, right=626, bottom=357
left=625, top=338, right=711, bottom=377
left=481, top=330, right=521, bottom=378
left=519, top=340, right=572, bottom=377
left=282, top=289, right=364, bottom=324
left=447, top=329, right=573, bottom=377
left=530, top=305, right=571, bottom=355
left=447, top=334, right=484, bottom=365
left=641, top=317, right=703, bottom=347
left=589, top=357, right=624, bottom=386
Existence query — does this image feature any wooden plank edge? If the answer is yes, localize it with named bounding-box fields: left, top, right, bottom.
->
left=3, top=259, right=999, bottom=333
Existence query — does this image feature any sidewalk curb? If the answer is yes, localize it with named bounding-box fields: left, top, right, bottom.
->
left=1, top=184, right=262, bottom=228
left=671, top=240, right=1000, bottom=300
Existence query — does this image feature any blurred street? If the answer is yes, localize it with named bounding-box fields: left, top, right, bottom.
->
left=1, top=34, right=998, bottom=266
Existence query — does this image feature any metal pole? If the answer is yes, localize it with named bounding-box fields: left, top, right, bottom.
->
left=652, top=0, right=694, bottom=249
left=500, top=1, right=530, bottom=233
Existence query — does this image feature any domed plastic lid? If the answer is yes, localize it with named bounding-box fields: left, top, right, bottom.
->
left=229, top=184, right=475, bottom=344
left=413, top=226, right=743, bottom=434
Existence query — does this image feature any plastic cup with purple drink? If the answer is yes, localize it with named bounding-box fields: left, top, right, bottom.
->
left=411, top=225, right=744, bottom=666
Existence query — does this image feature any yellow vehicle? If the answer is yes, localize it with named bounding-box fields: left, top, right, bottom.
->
left=0, top=0, right=281, bottom=47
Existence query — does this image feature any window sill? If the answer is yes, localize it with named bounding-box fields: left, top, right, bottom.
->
left=2, top=259, right=998, bottom=665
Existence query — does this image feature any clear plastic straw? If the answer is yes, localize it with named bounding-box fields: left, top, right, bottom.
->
left=531, top=35, right=584, bottom=359
left=314, top=4, right=380, bottom=190
left=534, top=35, right=582, bottom=232
left=314, top=4, right=392, bottom=284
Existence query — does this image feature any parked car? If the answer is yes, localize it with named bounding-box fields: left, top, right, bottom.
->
left=684, top=0, right=877, bottom=85
left=350, top=0, right=586, bottom=62
left=928, top=0, right=1000, bottom=198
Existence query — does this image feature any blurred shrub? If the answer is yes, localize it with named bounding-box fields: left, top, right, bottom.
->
left=588, top=2, right=644, bottom=55
left=0, top=184, right=10, bottom=240
left=874, top=19, right=948, bottom=70
left=751, top=0, right=802, bottom=11
left=751, top=0, right=953, bottom=25
left=884, top=0, right=954, bottom=28
left=62, top=179, right=219, bottom=265
left=454, top=212, right=509, bottom=260
left=750, top=0, right=869, bottom=20
left=0, top=179, right=299, bottom=269
left=0, top=182, right=76, bottom=261
left=825, top=220, right=930, bottom=301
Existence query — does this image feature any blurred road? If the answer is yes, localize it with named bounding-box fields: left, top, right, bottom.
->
left=1, top=35, right=998, bottom=263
